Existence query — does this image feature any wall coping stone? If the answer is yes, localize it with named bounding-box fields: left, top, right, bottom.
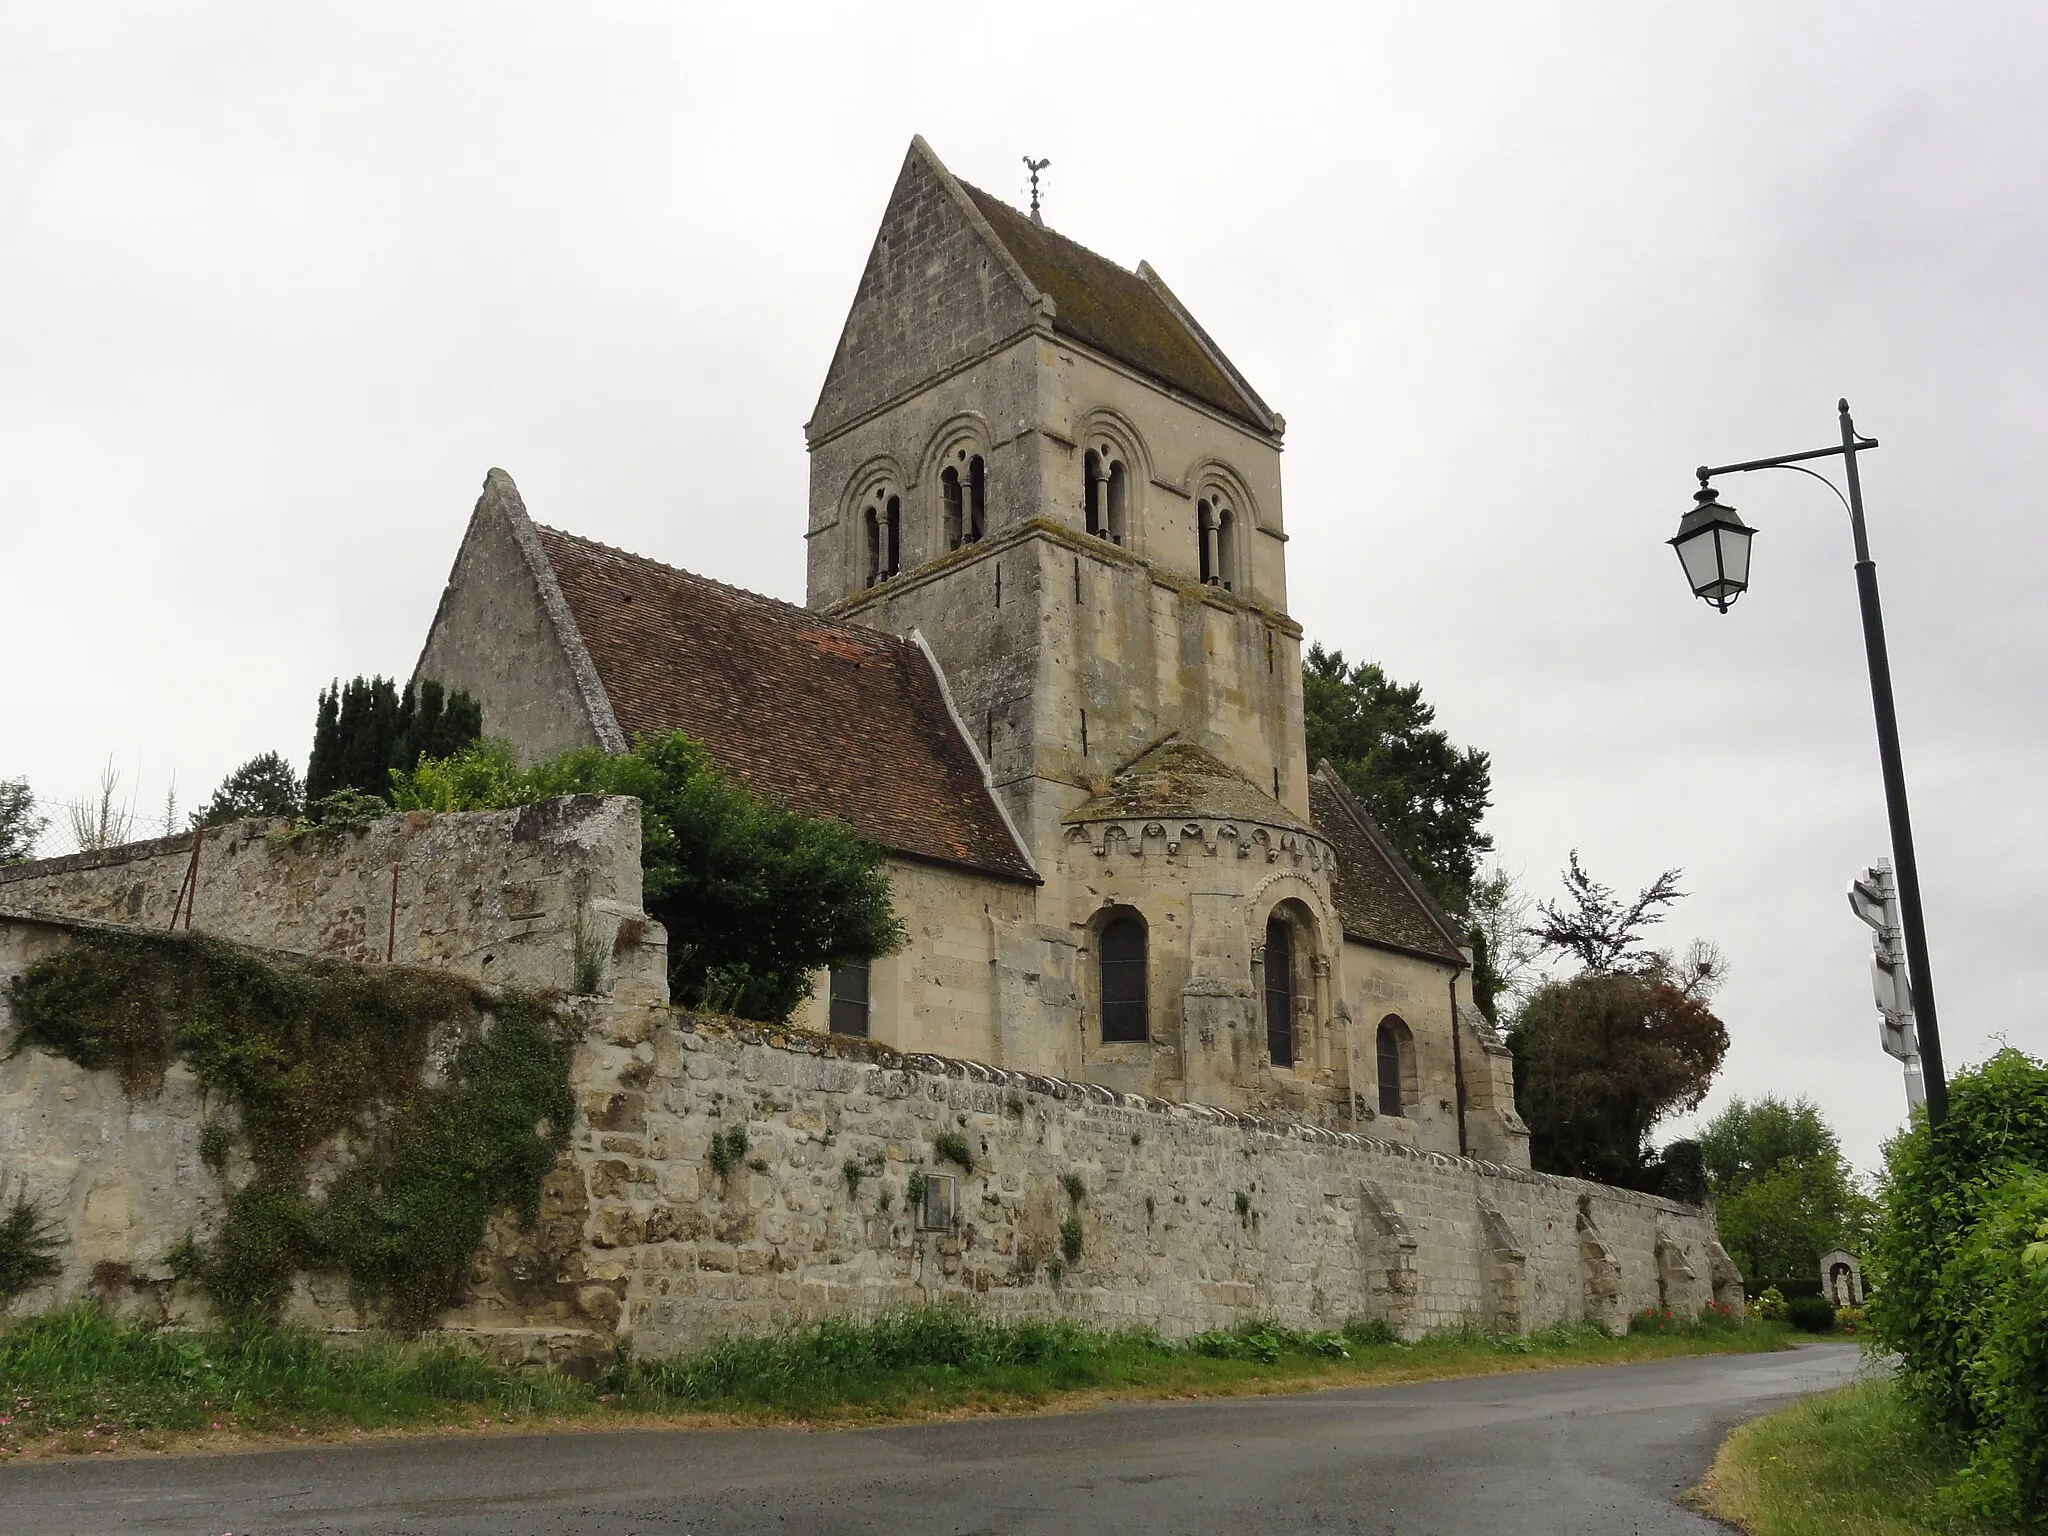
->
left=671, top=1011, right=1710, bottom=1218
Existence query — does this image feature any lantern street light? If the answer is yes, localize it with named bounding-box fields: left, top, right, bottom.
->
left=1677, top=400, right=1950, bottom=1125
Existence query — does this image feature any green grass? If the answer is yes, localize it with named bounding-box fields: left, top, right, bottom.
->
left=1697, top=1377, right=2018, bottom=1536
left=0, top=1305, right=1791, bottom=1457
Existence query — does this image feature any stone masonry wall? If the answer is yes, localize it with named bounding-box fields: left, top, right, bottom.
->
left=557, top=1013, right=1743, bottom=1357
left=1, top=798, right=1740, bottom=1359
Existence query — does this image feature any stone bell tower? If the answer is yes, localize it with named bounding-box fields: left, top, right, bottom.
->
left=804, top=138, right=1307, bottom=873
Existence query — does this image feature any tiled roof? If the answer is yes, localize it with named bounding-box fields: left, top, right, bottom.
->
left=531, top=525, right=1037, bottom=884
left=1308, top=764, right=1466, bottom=965
left=961, top=184, right=1272, bottom=432
left=1066, top=737, right=1314, bottom=833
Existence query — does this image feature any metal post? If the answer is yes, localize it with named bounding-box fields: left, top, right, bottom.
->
left=1838, top=400, right=1948, bottom=1125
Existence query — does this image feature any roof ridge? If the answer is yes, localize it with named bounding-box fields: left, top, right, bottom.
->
left=958, top=178, right=1136, bottom=281
left=533, top=522, right=910, bottom=655
left=1136, top=261, right=1279, bottom=434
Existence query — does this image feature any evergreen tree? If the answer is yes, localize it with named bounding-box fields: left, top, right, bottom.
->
left=306, top=677, right=482, bottom=803
left=200, top=752, right=305, bottom=826
left=0, top=778, right=47, bottom=864
left=1301, top=644, right=1492, bottom=916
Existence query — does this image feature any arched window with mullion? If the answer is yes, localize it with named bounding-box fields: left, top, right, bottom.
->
left=1099, top=914, right=1149, bottom=1042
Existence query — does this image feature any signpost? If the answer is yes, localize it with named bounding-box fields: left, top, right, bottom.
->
left=1849, top=859, right=1926, bottom=1110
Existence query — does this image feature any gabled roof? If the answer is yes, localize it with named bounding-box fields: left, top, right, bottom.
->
left=476, top=484, right=1035, bottom=884
left=808, top=138, right=1278, bottom=442
left=958, top=182, right=1278, bottom=433
left=1066, top=736, right=1313, bottom=833
left=1308, top=763, right=1467, bottom=965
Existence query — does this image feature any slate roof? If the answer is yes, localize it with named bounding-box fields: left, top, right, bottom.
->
left=1065, top=737, right=1314, bottom=833
left=530, top=524, right=1037, bottom=884
left=960, top=182, right=1274, bottom=433
left=1308, top=764, right=1467, bottom=965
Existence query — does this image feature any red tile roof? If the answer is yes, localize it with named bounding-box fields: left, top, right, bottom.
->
left=1308, top=765, right=1466, bottom=964
left=532, top=525, right=1037, bottom=883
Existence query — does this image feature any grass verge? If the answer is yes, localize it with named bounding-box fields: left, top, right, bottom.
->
left=1694, top=1377, right=2017, bottom=1536
left=1, top=1305, right=1790, bottom=1460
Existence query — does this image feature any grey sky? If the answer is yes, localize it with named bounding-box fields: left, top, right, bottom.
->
left=4, top=2, right=2042, bottom=1171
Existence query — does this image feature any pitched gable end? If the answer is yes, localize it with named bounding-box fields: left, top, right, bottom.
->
left=807, top=137, right=1043, bottom=444
left=413, top=469, right=625, bottom=762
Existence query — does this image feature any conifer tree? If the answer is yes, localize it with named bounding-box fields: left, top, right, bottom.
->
left=306, top=677, right=483, bottom=803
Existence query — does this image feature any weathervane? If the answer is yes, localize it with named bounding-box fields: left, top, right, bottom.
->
left=1023, top=156, right=1050, bottom=227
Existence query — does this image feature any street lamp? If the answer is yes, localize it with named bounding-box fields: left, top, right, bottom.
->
left=1669, top=486, right=1756, bottom=612
left=1676, top=399, right=1950, bottom=1125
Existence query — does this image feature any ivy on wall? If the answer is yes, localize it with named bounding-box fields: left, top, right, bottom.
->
left=5, top=930, right=577, bottom=1329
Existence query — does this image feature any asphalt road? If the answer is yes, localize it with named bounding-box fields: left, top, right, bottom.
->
left=3, top=1345, right=1863, bottom=1536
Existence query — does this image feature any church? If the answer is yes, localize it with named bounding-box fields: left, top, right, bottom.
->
left=415, top=138, right=1530, bottom=1168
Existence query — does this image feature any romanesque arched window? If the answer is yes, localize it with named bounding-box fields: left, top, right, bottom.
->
left=829, top=961, right=871, bottom=1036
left=1377, top=1016, right=1412, bottom=1117
left=1085, top=447, right=1128, bottom=545
left=1264, top=915, right=1295, bottom=1067
left=1099, top=913, right=1149, bottom=1042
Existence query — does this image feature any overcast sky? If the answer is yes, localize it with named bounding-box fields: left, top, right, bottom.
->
left=4, top=2, right=2042, bottom=1172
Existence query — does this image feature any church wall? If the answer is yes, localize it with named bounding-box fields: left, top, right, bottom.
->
left=790, top=856, right=1042, bottom=1069
left=1, top=800, right=1731, bottom=1358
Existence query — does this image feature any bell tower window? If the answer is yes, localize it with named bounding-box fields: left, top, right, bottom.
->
left=1199, top=495, right=1235, bottom=589
left=865, top=490, right=902, bottom=586
left=942, top=450, right=987, bottom=551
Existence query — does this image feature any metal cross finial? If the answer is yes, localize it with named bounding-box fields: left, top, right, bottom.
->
left=1023, top=156, right=1051, bottom=227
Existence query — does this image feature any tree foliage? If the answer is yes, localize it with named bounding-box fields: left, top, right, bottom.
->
left=393, top=735, right=904, bottom=1023
left=0, top=778, right=45, bottom=865
left=1867, top=1049, right=2048, bottom=1527
left=1530, top=851, right=1685, bottom=974
left=1300, top=644, right=1492, bottom=916
left=200, top=752, right=305, bottom=826
left=1701, top=1096, right=1872, bottom=1289
left=1505, top=969, right=1728, bottom=1188
left=306, top=677, right=482, bottom=803
left=1466, top=863, right=1540, bottom=1024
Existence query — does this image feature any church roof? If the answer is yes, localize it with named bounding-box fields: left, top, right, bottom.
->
left=958, top=182, right=1277, bottom=433
left=1308, top=764, right=1467, bottom=965
left=528, top=521, right=1039, bottom=884
left=1064, top=737, right=1315, bottom=833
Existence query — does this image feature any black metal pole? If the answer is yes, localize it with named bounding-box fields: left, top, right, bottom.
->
left=1837, top=399, right=1949, bottom=1125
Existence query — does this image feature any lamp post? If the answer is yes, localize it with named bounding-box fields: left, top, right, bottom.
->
left=1672, top=399, right=1949, bottom=1125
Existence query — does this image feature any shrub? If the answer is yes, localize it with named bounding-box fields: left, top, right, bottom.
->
left=1785, top=1294, right=1837, bottom=1333
left=708, top=1125, right=750, bottom=1181
left=1341, top=1315, right=1398, bottom=1348
left=0, top=1195, right=64, bottom=1301
left=932, top=1132, right=973, bottom=1173
left=1749, top=1285, right=1787, bottom=1322
left=200, top=752, right=304, bottom=826
left=1867, top=1048, right=2048, bottom=1530
left=1059, top=1214, right=1084, bottom=1264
